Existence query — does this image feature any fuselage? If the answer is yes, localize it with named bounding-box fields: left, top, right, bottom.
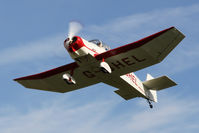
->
left=64, top=36, right=108, bottom=59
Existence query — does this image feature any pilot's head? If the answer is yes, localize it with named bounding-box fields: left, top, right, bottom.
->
left=98, top=41, right=103, bottom=47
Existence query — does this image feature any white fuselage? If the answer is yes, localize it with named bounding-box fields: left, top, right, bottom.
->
left=68, top=37, right=107, bottom=59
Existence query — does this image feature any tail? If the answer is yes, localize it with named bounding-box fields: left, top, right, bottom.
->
left=145, top=74, right=158, bottom=102
left=143, top=74, right=177, bottom=103
left=118, top=72, right=177, bottom=104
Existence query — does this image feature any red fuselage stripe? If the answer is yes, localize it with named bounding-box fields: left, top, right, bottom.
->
left=83, top=45, right=99, bottom=55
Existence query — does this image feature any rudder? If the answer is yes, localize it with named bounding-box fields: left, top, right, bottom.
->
left=146, top=74, right=158, bottom=102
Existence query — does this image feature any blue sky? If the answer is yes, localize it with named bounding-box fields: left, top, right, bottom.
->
left=0, top=0, right=199, bottom=132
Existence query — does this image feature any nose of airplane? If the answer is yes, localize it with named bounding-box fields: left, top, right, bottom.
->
left=66, top=36, right=85, bottom=52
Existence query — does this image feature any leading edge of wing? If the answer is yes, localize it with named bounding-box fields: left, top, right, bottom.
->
left=14, top=62, right=78, bottom=81
left=95, top=27, right=175, bottom=60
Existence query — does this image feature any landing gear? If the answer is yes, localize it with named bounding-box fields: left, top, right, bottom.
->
left=147, top=99, right=153, bottom=109
left=100, top=61, right=112, bottom=74
left=62, top=73, right=76, bottom=85
left=100, top=67, right=109, bottom=73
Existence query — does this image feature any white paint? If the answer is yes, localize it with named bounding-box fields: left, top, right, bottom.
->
left=68, top=37, right=108, bottom=59
left=120, top=72, right=145, bottom=96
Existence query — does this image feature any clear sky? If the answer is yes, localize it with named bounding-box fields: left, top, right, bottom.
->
left=0, top=0, right=199, bottom=132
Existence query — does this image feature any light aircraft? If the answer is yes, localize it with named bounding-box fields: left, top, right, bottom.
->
left=14, top=22, right=185, bottom=108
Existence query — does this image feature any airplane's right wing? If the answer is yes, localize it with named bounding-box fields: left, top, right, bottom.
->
left=14, top=62, right=100, bottom=93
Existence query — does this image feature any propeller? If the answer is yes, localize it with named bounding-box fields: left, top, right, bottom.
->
left=68, top=21, right=83, bottom=40
left=64, top=21, right=83, bottom=48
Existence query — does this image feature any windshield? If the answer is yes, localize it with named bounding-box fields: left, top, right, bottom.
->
left=89, top=39, right=110, bottom=50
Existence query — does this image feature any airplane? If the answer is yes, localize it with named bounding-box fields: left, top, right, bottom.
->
left=14, top=22, right=185, bottom=108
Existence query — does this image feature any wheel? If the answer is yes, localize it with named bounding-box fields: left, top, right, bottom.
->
left=100, top=62, right=111, bottom=73
left=62, top=73, right=76, bottom=84
left=63, top=79, right=74, bottom=85
left=149, top=104, right=153, bottom=109
left=100, top=67, right=109, bottom=73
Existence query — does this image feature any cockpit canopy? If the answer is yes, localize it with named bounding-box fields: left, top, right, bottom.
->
left=89, top=39, right=110, bottom=50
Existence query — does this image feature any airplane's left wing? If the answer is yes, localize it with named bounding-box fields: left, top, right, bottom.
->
left=95, top=27, right=185, bottom=76
left=14, top=62, right=100, bottom=93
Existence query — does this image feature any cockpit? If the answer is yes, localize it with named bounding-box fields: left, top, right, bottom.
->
left=89, top=39, right=110, bottom=51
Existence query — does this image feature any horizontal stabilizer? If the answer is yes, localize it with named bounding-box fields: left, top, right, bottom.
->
left=114, top=89, right=138, bottom=100
left=143, top=76, right=177, bottom=91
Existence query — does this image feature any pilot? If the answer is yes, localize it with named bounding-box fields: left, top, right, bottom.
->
left=97, top=41, right=103, bottom=47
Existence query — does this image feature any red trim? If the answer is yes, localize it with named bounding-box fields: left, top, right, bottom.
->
left=84, top=45, right=99, bottom=55
left=14, top=62, right=79, bottom=80
left=95, top=27, right=174, bottom=60
left=68, top=36, right=99, bottom=55
left=68, top=36, right=84, bottom=52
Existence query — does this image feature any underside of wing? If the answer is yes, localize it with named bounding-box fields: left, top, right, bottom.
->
left=14, top=62, right=100, bottom=93
left=95, top=27, right=185, bottom=76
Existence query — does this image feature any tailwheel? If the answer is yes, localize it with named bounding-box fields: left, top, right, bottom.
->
left=147, top=99, right=153, bottom=109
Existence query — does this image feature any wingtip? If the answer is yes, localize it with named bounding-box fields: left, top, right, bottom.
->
left=13, top=78, right=18, bottom=81
left=13, top=76, right=27, bottom=81
left=170, top=26, right=186, bottom=38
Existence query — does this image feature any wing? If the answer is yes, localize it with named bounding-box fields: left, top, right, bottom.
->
left=95, top=27, right=185, bottom=76
left=14, top=62, right=100, bottom=93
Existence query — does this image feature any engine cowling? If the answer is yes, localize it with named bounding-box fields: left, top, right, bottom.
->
left=64, top=36, right=85, bottom=53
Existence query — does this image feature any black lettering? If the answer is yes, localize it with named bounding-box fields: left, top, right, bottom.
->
left=132, top=56, right=146, bottom=62
left=122, top=57, right=135, bottom=66
left=93, top=67, right=101, bottom=73
left=83, top=71, right=96, bottom=78
left=110, top=65, right=115, bottom=71
left=111, top=61, right=125, bottom=69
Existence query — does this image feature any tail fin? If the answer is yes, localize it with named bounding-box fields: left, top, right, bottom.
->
left=145, top=74, right=158, bottom=102
left=143, top=74, right=177, bottom=102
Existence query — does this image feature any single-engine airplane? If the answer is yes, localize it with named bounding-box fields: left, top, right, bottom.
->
left=14, top=22, right=185, bottom=108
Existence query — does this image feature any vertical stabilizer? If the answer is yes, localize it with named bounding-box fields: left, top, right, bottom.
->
left=146, top=74, right=158, bottom=102
left=146, top=73, right=154, bottom=80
